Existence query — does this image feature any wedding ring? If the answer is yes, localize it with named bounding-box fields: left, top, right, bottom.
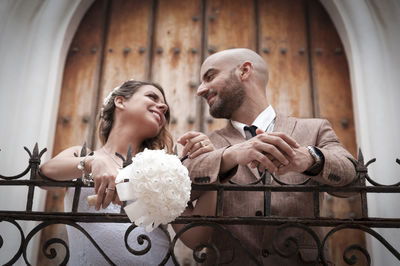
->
left=106, top=187, right=116, bottom=192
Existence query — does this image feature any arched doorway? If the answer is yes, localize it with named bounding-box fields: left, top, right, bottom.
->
left=38, top=0, right=364, bottom=264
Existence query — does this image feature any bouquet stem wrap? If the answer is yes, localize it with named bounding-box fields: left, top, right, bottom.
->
left=116, top=149, right=191, bottom=232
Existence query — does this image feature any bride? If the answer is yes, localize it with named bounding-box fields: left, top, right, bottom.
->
left=40, top=80, right=214, bottom=265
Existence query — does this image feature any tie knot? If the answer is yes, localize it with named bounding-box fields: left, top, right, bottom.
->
left=244, top=125, right=258, bottom=138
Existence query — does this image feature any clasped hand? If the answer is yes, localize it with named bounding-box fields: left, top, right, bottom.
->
left=228, top=129, right=314, bottom=175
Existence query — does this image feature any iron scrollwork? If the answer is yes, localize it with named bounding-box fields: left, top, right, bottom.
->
left=0, top=144, right=399, bottom=265
left=0, top=219, right=25, bottom=266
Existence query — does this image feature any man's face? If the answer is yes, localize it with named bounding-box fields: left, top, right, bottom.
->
left=198, top=61, right=245, bottom=119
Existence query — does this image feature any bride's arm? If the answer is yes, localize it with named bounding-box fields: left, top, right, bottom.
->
left=40, top=146, right=120, bottom=209
left=40, top=146, right=93, bottom=181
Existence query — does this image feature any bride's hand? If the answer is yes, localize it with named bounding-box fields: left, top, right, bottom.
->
left=112, top=193, right=122, bottom=206
left=90, top=155, right=119, bottom=210
left=178, top=131, right=215, bottom=159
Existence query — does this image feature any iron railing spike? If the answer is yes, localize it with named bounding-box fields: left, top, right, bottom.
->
left=80, top=142, right=87, bottom=157
left=358, top=148, right=364, bottom=164
left=33, top=143, right=39, bottom=156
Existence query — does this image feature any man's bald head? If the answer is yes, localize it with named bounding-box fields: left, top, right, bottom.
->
left=201, top=48, right=269, bottom=89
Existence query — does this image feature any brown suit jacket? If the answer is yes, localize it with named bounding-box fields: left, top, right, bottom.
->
left=184, top=113, right=356, bottom=265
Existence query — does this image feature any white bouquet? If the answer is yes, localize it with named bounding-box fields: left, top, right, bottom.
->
left=116, top=149, right=191, bottom=232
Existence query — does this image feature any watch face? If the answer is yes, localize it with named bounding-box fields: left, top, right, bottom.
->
left=305, top=146, right=324, bottom=176
left=308, top=146, right=322, bottom=164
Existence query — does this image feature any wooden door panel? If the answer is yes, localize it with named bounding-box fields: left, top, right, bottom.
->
left=53, top=0, right=107, bottom=152
left=204, top=0, right=257, bottom=133
left=151, top=0, right=203, bottom=139
left=94, top=0, right=154, bottom=148
left=206, top=0, right=256, bottom=52
left=37, top=1, right=108, bottom=265
left=307, top=0, right=364, bottom=264
left=259, top=0, right=313, bottom=118
left=307, top=0, right=356, bottom=155
left=100, top=0, right=153, bottom=88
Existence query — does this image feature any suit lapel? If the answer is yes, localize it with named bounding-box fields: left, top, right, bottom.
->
left=218, top=121, right=244, bottom=146
left=273, top=113, right=297, bottom=136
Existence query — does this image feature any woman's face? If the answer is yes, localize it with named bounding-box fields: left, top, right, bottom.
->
left=122, top=85, right=168, bottom=138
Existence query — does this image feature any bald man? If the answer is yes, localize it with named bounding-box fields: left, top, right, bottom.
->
left=179, top=48, right=356, bottom=265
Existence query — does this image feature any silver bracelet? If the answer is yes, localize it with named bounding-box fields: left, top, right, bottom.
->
left=77, top=152, right=93, bottom=185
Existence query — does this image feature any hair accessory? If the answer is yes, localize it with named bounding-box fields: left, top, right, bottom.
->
left=100, top=79, right=136, bottom=118
left=103, top=86, right=120, bottom=106
left=100, top=86, right=120, bottom=118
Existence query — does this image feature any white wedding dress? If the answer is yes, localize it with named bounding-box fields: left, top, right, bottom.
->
left=64, top=187, right=173, bottom=266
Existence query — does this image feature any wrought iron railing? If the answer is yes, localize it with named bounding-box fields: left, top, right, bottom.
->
left=0, top=143, right=399, bottom=265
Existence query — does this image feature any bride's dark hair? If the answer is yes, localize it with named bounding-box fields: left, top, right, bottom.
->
left=98, top=80, right=173, bottom=153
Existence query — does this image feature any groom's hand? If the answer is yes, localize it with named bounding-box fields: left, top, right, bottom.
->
left=250, top=130, right=316, bottom=175
left=221, top=129, right=299, bottom=174
left=274, top=146, right=315, bottom=175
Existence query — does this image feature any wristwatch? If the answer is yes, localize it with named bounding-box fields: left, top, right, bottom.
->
left=303, top=146, right=324, bottom=176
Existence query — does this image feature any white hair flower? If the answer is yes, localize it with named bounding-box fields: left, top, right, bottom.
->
left=116, top=149, right=191, bottom=232
left=100, top=85, right=120, bottom=118
left=102, top=85, right=120, bottom=107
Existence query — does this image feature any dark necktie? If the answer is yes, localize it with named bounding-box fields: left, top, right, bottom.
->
left=244, top=125, right=267, bottom=180
left=244, top=125, right=258, bottom=139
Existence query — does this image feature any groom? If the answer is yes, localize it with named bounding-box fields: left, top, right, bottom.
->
left=180, top=48, right=356, bottom=265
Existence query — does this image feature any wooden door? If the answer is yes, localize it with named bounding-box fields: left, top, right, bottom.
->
left=38, top=0, right=364, bottom=265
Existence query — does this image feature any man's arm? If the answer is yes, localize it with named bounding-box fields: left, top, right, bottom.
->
left=276, top=119, right=356, bottom=186
left=314, top=119, right=356, bottom=186
left=182, top=130, right=300, bottom=184
left=183, top=145, right=236, bottom=184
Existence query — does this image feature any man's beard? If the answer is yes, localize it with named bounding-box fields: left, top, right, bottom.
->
left=209, top=72, right=245, bottom=119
